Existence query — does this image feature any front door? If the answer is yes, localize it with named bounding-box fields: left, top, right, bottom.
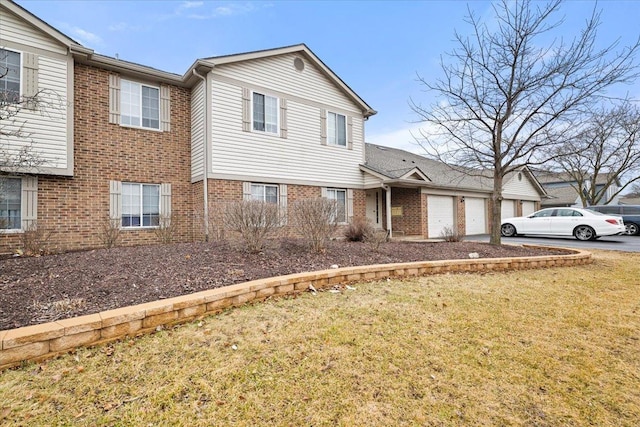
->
left=366, top=189, right=382, bottom=228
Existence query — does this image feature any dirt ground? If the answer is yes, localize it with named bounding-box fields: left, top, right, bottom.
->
left=0, top=239, right=565, bottom=330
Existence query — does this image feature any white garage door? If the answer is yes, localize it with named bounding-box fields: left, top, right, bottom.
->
left=501, top=200, right=516, bottom=220
left=428, top=195, right=455, bottom=238
left=465, top=197, right=486, bottom=235
left=522, top=201, right=536, bottom=216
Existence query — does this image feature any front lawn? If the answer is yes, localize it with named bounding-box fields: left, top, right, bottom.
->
left=1, top=250, right=638, bottom=426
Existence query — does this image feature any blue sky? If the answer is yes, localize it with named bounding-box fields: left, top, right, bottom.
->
left=16, top=0, right=640, bottom=152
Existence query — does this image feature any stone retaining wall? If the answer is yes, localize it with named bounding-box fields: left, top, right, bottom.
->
left=0, top=246, right=592, bottom=370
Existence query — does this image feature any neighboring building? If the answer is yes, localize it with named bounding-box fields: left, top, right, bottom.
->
left=535, top=171, right=622, bottom=208
left=362, top=143, right=546, bottom=238
left=0, top=0, right=375, bottom=253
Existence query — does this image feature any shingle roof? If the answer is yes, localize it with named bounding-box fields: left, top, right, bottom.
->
left=364, top=143, right=494, bottom=191
left=541, top=186, right=579, bottom=206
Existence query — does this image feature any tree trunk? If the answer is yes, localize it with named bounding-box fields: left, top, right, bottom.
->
left=490, top=172, right=503, bottom=245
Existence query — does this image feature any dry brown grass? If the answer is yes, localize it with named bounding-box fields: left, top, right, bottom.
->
left=1, top=250, right=639, bottom=426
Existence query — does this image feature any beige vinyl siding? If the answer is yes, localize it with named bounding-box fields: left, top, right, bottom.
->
left=210, top=80, right=364, bottom=187
left=1, top=55, right=69, bottom=170
left=212, top=53, right=361, bottom=114
left=363, top=172, right=383, bottom=187
left=0, top=8, right=67, bottom=55
left=503, top=172, right=540, bottom=200
left=191, top=80, right=205, bottom=180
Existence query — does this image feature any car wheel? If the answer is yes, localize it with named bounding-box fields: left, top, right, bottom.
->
left=501, top=223, right=517, bottom=237
left=574, top=225, right=596, bottom=241
left=625, top=222, right=639, bottom=236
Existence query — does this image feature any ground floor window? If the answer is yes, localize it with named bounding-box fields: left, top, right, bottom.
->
left=122, top=183, right=160, bottom=227
left=325, top=188, right=347, bottom=223
left=250, top=183, right=279, bottom=204
left=0, top=177, right=21, bottom=230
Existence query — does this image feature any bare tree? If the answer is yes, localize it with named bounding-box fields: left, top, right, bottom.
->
left=551, top=101, right=640, bottom=207
left=411, top=0, right=640, bottom=244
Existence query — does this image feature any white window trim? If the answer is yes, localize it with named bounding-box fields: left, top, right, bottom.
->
left=0, top=46, right=23, bottom=101
left=251, top=91, right=280, bottom=135
left=250, top=183, right=279, bottom=204
left=325, top=187, right=348, bottom=224
left=120, top=79, right=161, bottom=132
left=121, top=182, right=161, bottom=229
left=327, top=111, right=347, bottom=147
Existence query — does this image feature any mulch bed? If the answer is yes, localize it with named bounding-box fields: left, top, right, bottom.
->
left=0, top=239, right=567, bottom=330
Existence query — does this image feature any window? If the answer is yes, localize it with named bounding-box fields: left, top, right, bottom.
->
left=120, top=80, right=160, bottom=129
left=121, top=183, right=160, bottom=227
left=250, top=183, right=279, bottom=204
left=0, top=48, right=20, bottom=104
left=327, top=112, right=346, bottom=146
left=326, top=188, right=347, bottom=223
left=531, top=209, right=553, bottom=218
left=252, top=92, right=278, bottom=134
left=555, top=209, right=582, bottom=217
left=0, top=178, right=21, bottom=230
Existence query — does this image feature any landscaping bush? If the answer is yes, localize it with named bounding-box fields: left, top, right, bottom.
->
left=291, top=198, right=338, bottom=252
left=154, top=214, right=176, bottom=244
left=439, top=226, right=464, bottom=242
left=344, top=217, right=374, bottom=242
left=98, top=217, right=121, bottom=248
left=224, top=200, right=283, bottom=253
left=366, top=229, right=389, bottom=250
left=20, top=221, right=54, bottom=255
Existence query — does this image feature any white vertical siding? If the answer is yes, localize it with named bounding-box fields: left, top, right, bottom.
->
left=209, top=79, right=365, bottom=187
left=0, top=8, right=68, bottom=55
left=191, top=80, right=205, bottom=180
left=1, top=55, right=69, bottom=170
left=503, top=171, right=540, bottom=199
left=212, top=53, right=362, bottom=114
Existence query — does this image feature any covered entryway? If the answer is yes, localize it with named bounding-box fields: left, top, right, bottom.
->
left=365, top=189, right=383, bottom=229
left=522, top=201, right=536, bottom=216
left=428, top=195, right=455, bottom=238
left=465, top=197, right=486, bottom=235
left=501, top=200, right=516, bottom=220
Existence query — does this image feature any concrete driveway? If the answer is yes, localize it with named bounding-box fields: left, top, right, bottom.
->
left=469, top=234, right=640, bottom=252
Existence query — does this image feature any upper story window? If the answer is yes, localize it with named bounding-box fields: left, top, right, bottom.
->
left=0, top=48, right=20, bottom=104
left=250, top=183, right=279, bottom=204
left=327, top=112, right=346, bottom=146
left=0, top=177, right=21, bottom=230
left=120, top=79, right=160, bottom=130
left=121, top=183, right=160, bottom=227
left=252, top=92, right=278, bottom=134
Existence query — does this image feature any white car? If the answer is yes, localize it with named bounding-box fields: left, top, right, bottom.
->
left=501, top=207, right=625, bottom=241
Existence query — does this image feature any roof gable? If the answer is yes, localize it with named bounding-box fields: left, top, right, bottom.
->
left=0, top=0, right=92, bottom=55
left=187, top=44, right=375, bottom=116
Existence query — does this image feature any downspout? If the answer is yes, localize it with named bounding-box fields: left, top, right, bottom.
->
left=192, top=68, right=210, bottom=241
left=383, top=184, right=392, bottom=239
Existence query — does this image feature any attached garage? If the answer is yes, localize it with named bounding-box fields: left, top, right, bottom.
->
left=428, top=195, right=455, bottom=238
left=522, top=201, right=536, bottom=216
left=465, top=197, right=486, bottom=235
left=501, top=200, right=516, bottom=220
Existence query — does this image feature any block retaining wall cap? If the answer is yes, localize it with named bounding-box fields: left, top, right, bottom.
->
left=0, top=247, right=592, bottom=370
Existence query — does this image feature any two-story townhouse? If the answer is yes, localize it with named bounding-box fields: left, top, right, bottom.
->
left=1, top=0, right=375, bottom=253
left=186, top=46, right=376, bottom=240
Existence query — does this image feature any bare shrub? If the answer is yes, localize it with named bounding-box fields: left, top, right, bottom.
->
left=20, top=221, right=53, bottom=256
left=344, top=217, right=374, bottom=242
left=366, top=229, right=389, bottom=251
left=99, top=217, right=121, bottom=248
left=224, top=200, right=283, bottom=253
left=154, top=214, right=177, bottom=244
left=440, top=226, right=464, bottom=242
left=194, top=202, right=228, bottom=241
left=291, top=198, right=338, bottom=253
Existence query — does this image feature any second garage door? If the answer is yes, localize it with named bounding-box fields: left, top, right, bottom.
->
left=522, top=201, right=536, bottom=216
left=501, top=200, right=516, bottom=220
left=465, top=197, right=486, bottom=235
left=428, top=195, right=455, bottom=238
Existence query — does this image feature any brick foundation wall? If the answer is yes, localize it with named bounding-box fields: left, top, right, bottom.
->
left=390, top=187, right=424, bottom=236
left=0, top=64, right=194, bottom=253
left=456, top=196, right=466, bottom=236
